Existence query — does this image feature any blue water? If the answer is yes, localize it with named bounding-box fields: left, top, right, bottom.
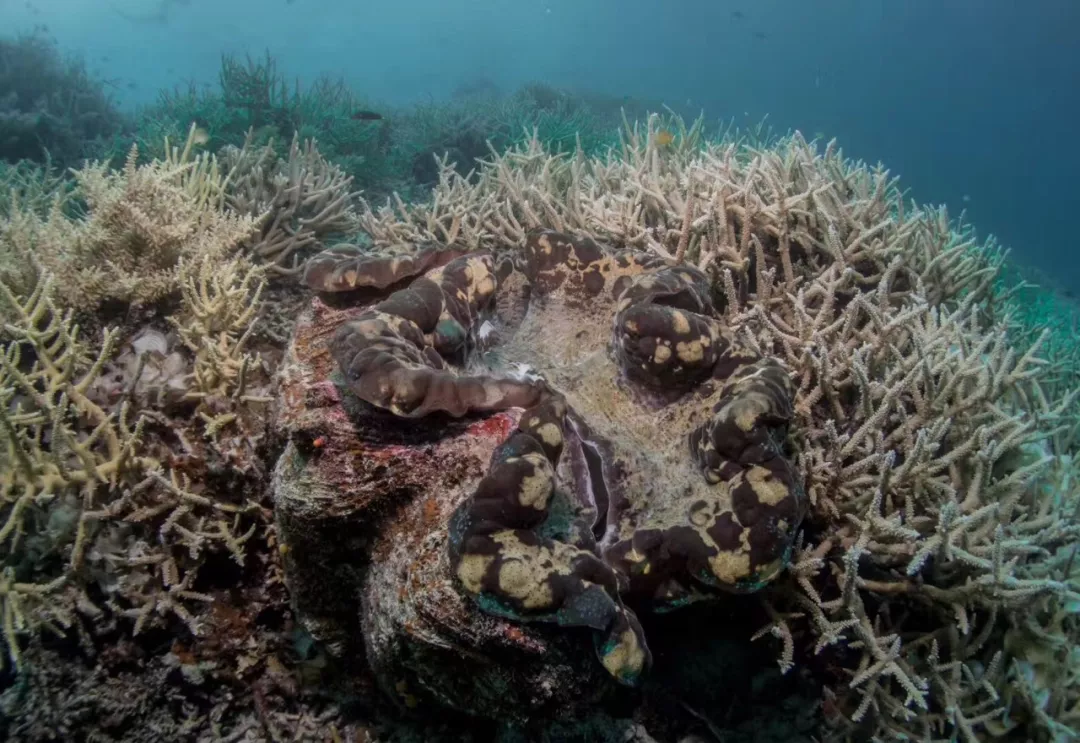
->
left=2, top=0, right=1076, bottom=292
left=2, top=1, right=1077, bottom=293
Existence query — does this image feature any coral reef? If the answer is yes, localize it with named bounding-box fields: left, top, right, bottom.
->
left=0, top=262, right=270, bottom=667
left=0, top=126, right=259, bottom=310
left=0, top=157, right=72, bottom=219
left=0, top=30, right=124, bottom=167
left=0, top=131, right=293, bottom=742
left=222, top=131, right=360, bottom=275
left=351, top=114, right=1080, bottom=740
left=0, top=272, right=147, bottom=671
left=1, top=97, right=1077, bottom=743
left=123, top=51, right=642, bottom=206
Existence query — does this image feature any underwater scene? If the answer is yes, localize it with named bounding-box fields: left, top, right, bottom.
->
left=0, top=0, right=1078, bottom=741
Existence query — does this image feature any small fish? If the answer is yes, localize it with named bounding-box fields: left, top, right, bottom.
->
left=351, top=110, right=383, bottom=121
left=961, top=194, right=971, bottom=203
left=191, top=126, right=210, bottom=146
left=753, top=30, right=767, bottom=40
left=731, top=10, right=745, bottom=20
left=653, top=130, right=675, bottom=146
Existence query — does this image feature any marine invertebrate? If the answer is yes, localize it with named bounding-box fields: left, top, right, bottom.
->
left=307, top=229, right=805, bottom=685
left=222, top=132, right=359, bottom=275
left=0, top=271, right=149, bottom=669
left=0, top=125, right=259, bottom=309
left=348, top=114, right=1080, bottom=740
left=171, top=253, right=266, bottom=402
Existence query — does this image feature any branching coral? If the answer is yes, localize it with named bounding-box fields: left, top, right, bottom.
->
left=222, top=131, right=359, bottom=275
left=169, top=252, right=274, bottom=459
left=172, top=254, right=266, bottom=401
left=355, top=113, right=1080, bottom=741
left=0, top=170, right=272, bottom=669
left=0, top=270, right=269, bottom=666
left=0, top=271, right=149, bottom=668
left=0, top=125, right=260, bottom=309
left=0, top=157, right=72, bottom=219
left=219, top=51, right=290, bottom=132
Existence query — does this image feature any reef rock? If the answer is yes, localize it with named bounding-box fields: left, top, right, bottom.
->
left=271, top=294, right=618, bottom=720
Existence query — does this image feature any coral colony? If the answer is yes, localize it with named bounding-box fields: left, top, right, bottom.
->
left=1, top=39, right=1079, bottom=743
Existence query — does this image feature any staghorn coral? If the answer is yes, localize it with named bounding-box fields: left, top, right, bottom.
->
left=218, top=51, right=291, bottom=132
left=0, top=125, right=259, bottom=309
left=171, top=253, right=267, bottom=402
left=0, top=157, right=73, bottom=219
left=0, top=271, right=149, bottom=669
left=0, top=124, right=304, bottom=741
left=348, top=113, right=1080, bottom=740
left=124, top=50, right=630, bottom=209
left=0, top=270, right=252, bottom=665
left=0, top=249, right=271, bottom=675
left=167, top=252, right=275, bottom=476
left=222, top=131, right=359, bottom=275
left=307, top=229, right=806, bottom=687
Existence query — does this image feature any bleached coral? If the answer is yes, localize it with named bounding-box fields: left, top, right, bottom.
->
left=222, top=131, right=359, bottom=275
left=357, top=113, right=1080, bottom=741
left=0, top=126, right=260, bottom=310
left=0, top=272, right=149, bottom=668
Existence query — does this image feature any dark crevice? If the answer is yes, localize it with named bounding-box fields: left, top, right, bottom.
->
left=582, top=439, right=610, bottom=540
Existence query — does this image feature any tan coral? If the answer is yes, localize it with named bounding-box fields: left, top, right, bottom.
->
left=0, top=272, right=150, bottom=668
left=0, top=126, right=260, bottom=310
left=353, top=112, right=1080, bottom=741
left=222, top=131, right=359, bottom=275
left=171, top=253, right=267, bottom=402
left=0, top=264, right=270, bottom=670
